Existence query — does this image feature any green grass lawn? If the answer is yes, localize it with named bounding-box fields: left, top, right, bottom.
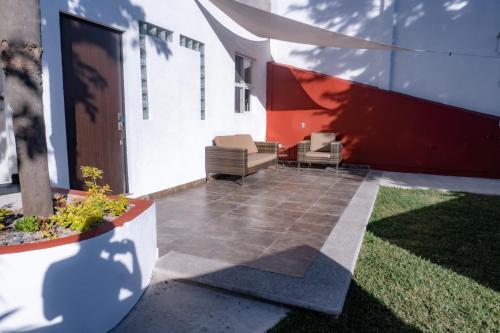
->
left=270, top=187, right=500, bottom=333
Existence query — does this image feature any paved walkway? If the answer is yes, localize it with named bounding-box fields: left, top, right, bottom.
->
left=156, top=168, right=367, bottom=278
left=112, top=275, right=287, bottom=333
left=0, top=184, right=21, bottom=210
left=374, top=171, right=500, bottom=195
left=154, top=167, right=378, bottom=315
left=5, top=170, right=499, bottom=331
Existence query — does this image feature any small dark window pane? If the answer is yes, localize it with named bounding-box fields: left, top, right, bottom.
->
left=235, top=87, right=242, bottom=113
left=244, top=88, right=251, bottom=112
left=243, top=58, right=252, bottom=84
left=235, top=55, right=243, bottom=83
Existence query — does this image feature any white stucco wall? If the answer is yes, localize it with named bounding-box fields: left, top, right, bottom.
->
left=7, top=0, right=497, bottom=193
left=39, top=0, right=271, bottom=195
left=0, top=71, right=18, bottom=185
left=270, top=0, right=500, bottom=116
left=0, top=203, right=157, bottom=333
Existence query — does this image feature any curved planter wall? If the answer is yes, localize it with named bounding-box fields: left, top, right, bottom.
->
left=0, top=191, right=157, bottom=333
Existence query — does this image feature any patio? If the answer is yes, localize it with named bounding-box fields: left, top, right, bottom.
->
left=154, top=166, right=377, bottom=314
left=156, top=167, right=366, bottom=277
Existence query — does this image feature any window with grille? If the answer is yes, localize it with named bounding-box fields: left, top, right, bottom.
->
left=139, top=21, right=173, bottom=120
left=234, top=54, right=253, bottom=113
left=180, top=35, right=206, bottom=120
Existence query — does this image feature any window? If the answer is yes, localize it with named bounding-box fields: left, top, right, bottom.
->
left=139, top=21, right=173, bottom=120
left=180, top=35, right=206, bottom=120
left=234, top=54, right=253, bottom=113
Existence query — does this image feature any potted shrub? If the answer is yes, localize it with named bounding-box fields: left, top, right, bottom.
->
left=0, top=166, right=130, bottom=245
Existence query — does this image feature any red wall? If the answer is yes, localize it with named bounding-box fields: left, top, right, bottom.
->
left=266, top=62, right=500, bottom=178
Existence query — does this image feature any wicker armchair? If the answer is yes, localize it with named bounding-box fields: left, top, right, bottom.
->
left=205, top=135, right=278, bottom=184
left=297, top=132, right=343, bottom=172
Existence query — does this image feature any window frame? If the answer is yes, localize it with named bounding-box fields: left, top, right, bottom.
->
left=234, top=53, right=254, bottom=113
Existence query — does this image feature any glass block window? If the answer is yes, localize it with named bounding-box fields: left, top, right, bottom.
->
left=139, top=21, right=173, bottom=120
left=234, top=54, right=253, bottom=113
left=180, top=35, right=206, bottom=120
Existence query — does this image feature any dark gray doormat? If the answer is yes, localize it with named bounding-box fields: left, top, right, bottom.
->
left=155, top=173, right=379, bottom=315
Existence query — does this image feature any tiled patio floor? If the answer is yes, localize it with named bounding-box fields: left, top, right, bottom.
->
left=156, top=167, right=367, bottom=277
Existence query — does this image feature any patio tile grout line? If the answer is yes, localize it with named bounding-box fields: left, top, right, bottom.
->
left=161, top=168, right=366, bottom=276
left=259, top=174, right=345, bottom=256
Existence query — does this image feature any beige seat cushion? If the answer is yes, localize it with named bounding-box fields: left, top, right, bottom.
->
left=310, top=132, right=336, bottom=152
left=305, top=151, right=331, bottom=159
left=247, top=153, right=276, bottom=168
left=214, top=134, right=258, bottom=153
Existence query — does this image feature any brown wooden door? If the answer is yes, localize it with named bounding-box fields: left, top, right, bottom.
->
left=60, top=14, right=127, bottom=193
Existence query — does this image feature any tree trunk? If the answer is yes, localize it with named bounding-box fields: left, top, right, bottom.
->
left=0, top=0, right=53, bottom=216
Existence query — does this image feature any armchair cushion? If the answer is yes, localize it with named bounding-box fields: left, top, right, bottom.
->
left=305, top=151, right=331, bottom=159
left=247, top=153, right=276, bottom=168
left=214, top=134, right=258, bottom=154
left=311, top=132, right=336, bottom=152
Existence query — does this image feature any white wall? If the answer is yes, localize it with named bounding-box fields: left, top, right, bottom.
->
left=39, top=0, right=271, bottom=195
left=0, top=71, right=18, bottom=184
left=270, top=0, right=500, bottom=116
left=0, top=203, right=157, bottom=333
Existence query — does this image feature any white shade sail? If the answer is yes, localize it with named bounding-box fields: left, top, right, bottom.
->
left=208, top=0, right=414, bottom=51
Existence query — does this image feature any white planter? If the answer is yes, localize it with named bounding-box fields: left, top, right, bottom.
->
left=0, top=191, right=158, bottom=333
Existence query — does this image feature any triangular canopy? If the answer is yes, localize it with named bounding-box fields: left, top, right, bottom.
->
left=207, top=0, right=413, bottom=51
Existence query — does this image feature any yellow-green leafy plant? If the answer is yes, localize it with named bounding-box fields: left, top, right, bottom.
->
left=15, top=216, right=39, bottom=232
left=50, top=201, right=104, bottom=232
left=81, top=166, right=111, bottom=196
left=0, top=208, right=14, bottom=231
left=39, top=217, right=59, bottom=239
left=53, top=193, right=67, bottom=209
left=107, top=194, right=129, bottom=217
left=50, top=166, right=129, bottom=232
left=0, top=208, right=13, bottom=223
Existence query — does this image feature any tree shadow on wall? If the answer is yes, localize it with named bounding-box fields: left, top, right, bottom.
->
left=4, top=230, right=143, bottom=333
left=40, top=0, right=172, bottom=187
left=268, top=66, right=382, bottom=163
left=286, top=0, right=483, bottom=95
left=269, top=63, right=500, bottom=174
left=195, top=0, right=272, bottom=111
left=270, top=0, right=492, bottom=171
left=2, top=0, right=174, bottom=182
left=287, top=0, right=392, bottom=87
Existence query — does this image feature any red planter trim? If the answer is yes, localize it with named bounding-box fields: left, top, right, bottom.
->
left=0, top=189, right=154, bottom=255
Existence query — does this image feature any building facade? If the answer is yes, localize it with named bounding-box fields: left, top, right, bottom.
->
left=1, top=0, right=499, bottom=192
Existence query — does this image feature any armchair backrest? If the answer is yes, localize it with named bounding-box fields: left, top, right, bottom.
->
left=310, top=132, right=336, bottom=152
left=213, top=134, right=258, bottom=153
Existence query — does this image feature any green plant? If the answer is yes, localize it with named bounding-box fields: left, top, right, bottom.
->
left=53, top=193, right=67, bottom=209
left=81, top=165, right=128, bottom=216
left=15, top=216, right=39, bottom=232
left=49, top=166, right=129, bottom=233
left=271, top=187, right=500, bottom=333
left=81, top=166, right=111, bottom=196
left=0, top=208, right=13, bottom=223
left=50, top=200, right=104, bottom=232
left=107, top=194, right=129, bottom=217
